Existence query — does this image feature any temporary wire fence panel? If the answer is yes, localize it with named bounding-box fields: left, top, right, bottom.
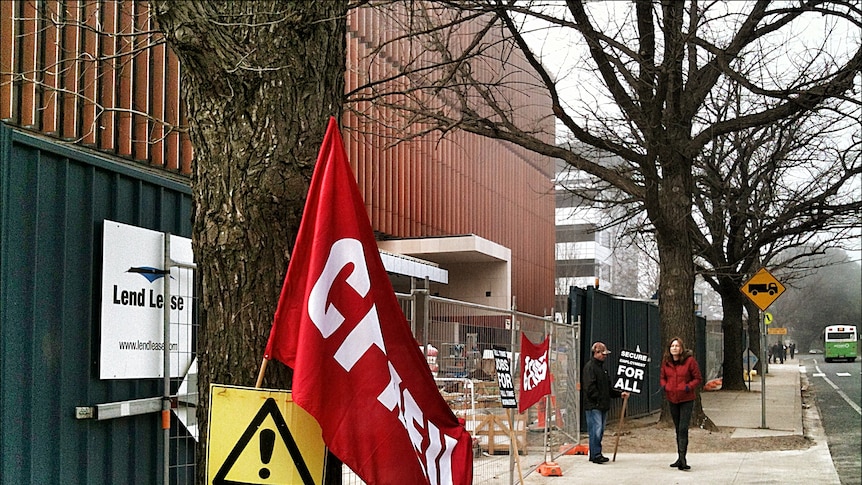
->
left=166, top=257, right=198, bottom=485
left=339, top=293, right=579, bottom=485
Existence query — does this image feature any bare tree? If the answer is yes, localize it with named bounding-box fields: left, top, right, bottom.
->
left=2, top=3, right=348, bottom=481
left=693, top=100, right=861, bottom=389
left=347, top=0, right=861, bottom=425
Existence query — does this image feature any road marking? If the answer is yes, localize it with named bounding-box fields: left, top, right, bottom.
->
left=812, top=373, right=825, bottom=377
left=835, top=372, right=851, bottom=377
left=812, top=361, right=862, bottom=416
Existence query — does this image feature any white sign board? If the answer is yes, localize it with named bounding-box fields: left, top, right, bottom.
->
left=614, top=348, right=649, bottom=394
left=100, top=220, right=194, bottom=379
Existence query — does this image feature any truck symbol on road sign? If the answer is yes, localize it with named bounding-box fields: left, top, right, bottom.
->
left=740, top=268, right=786, bottom=311
left=748, top=282, right=778, bottom=296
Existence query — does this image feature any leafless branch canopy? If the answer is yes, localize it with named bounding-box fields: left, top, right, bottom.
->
left=347, top=1, right=860, bottom=203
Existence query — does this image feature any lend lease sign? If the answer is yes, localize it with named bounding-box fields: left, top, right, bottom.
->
left=99, top=220, right=194, bottom=379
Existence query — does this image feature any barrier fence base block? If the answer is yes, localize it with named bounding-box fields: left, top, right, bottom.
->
left=538, top=462, right=563, bottom=477
left=560, top=443, right=588, bottom=455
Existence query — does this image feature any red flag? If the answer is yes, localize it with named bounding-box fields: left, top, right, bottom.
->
left=265, top=118, right=473, bottom=485
left=518, top=334, right=551, bottom=413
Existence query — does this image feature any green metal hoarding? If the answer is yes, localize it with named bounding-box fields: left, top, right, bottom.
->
left=1, top=124, right=195, bottom=484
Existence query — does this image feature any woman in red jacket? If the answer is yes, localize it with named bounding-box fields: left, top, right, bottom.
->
left=660, top=336, right=702, bottom=471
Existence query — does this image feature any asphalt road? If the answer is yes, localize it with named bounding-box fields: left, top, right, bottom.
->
left=800, top=356, right=862, bottom=485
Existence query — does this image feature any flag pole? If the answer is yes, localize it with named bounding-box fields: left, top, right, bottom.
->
left=612, top=393, right=629, bottom=461
left=255, top=357, right=269, bottom=388
left=535, top=321, right=563, bottom=478
left=542, top=323, right=552, bottom=463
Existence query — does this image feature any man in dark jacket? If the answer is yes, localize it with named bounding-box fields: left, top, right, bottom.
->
left=582, top=341, right=629, bottom=464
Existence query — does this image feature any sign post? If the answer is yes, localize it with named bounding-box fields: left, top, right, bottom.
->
left=740, top=268, right=787, bottom=429
left=493, top=348, right=523, bottom=485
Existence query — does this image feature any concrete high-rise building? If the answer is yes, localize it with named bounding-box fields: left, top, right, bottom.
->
left=553, top=148, right=641, bottom=317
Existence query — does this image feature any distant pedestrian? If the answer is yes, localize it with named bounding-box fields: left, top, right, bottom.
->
left=582, top=341, right=629, bottom=464
left=660, top=337, right=703, bottom=471
left=780, top=344, right=786, bottom=363
left=771, top=342, right=782, bottom=364
left=790, top=343, right=796, bottom=359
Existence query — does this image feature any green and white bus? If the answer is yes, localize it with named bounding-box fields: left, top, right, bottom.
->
left=823, top=325, right=858, bottom=362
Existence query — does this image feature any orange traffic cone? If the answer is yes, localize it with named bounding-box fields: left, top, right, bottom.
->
left=536, top=396, right=564, bottom=430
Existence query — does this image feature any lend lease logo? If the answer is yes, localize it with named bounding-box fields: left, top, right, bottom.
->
left=127, top=266, right=168, bottom=282
left=112, top=266, right=185, bottom=310
left=100, top=221, right=194, bottom=379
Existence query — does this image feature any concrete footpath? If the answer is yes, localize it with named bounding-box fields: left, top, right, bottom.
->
left=521, top=363, right=841, bottom=484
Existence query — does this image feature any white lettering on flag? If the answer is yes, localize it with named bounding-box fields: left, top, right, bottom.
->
left=523, top=353, right=547, bottom=391
left=308, top=238, right=386, bottom=371
left=308, top=238, right=371, bottom=338
left=311, top=238, right=457, bottom=484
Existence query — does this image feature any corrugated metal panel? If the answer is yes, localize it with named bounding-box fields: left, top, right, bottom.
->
left=0, top=124, right=193, bottom=485
left=647, top=304, right=662, bottom=413
left=622, top=299, right=656, bottom=416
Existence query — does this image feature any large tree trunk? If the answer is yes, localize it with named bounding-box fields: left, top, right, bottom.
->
left=152, top=1, right=348, bottom=482
left=649, top=141, right=716, bottom=430
left=718, top=277, right=748, bottom=390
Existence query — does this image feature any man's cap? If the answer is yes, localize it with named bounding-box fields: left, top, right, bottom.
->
left=593, top=343, right=611, bottom=355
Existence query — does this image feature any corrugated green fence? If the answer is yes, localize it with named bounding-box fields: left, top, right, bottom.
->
left=0, top=125, right=195, bottom=485
left=570, top=285, right=707, bottom=424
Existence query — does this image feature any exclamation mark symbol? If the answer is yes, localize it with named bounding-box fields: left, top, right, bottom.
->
left=259, top=428, right=275, bottom=479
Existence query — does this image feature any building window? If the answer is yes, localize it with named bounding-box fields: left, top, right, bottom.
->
left=556, top=224, right=597, bottom=243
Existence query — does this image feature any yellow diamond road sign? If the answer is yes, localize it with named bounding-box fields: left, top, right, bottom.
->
left=207, top=385, right=326, bottom=485
left=741, top=267, right=786, bottom=311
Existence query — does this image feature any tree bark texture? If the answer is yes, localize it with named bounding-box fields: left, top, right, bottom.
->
left=152, top=1, right=348, bottom=481
left=647, top=129, right=716, bottom=429
left=718, top=277, right=748, bottom=391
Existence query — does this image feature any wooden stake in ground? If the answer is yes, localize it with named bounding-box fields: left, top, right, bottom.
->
left=612, top=393, right=629, bottom=461
left=506, top=409, right=525, bottom=484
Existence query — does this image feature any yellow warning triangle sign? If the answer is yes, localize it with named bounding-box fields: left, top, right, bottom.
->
left=207, top=386, right=326, bottom=485
left=213, top=398, right=314, bottom=485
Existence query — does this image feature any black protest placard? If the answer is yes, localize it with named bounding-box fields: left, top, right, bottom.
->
left=614, top=348, right=649, bottom=394
left=493, top=347, right=517, bottom=408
